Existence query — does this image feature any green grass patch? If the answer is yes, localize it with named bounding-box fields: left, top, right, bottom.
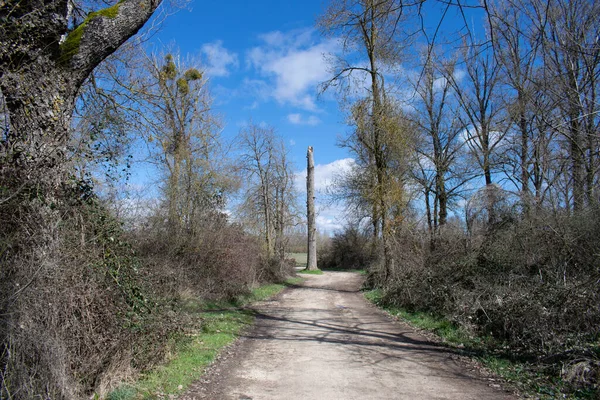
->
left=106, top=280, right=297, bottom=399
left=365, top=289, right=482, bottom=347
left=133, top=310, right=251, bottom=399
left=250, top=283, right=288, bottom=300
left=284, top=276, right=304, bottom=285
left=297, top=269, right=323, bottom=275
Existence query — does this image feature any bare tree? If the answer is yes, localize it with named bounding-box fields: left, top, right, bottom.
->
left=535, top=0, right=600, bottom=211
left=237, top=123, right=297, bottom=261
left=319, top=0, right=417, bottom=279
left=445, top=40, right=504, bottom=187
left=132, top=51, right=230, bottom=235
left=409, top=50, right=471, bottom=238
left=306, top=146, right=318, bottom=270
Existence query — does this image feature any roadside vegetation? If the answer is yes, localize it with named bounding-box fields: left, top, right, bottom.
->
left=364, top=289, right=598, bottom=399
left=107, top=279, right=302, bottom=400
left=1, top=17, right=300, bottom=399
left=315, top=0, right=599, bottom=397
left=322, top=213, right=599, bottom=398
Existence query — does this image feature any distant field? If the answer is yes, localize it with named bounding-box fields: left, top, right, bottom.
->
left=287, top=252, right=307, bottom=268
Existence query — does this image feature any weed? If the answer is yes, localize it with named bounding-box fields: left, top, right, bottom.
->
left=106, top=385, right=136, bottom=400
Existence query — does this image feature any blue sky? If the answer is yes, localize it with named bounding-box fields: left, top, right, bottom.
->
left=132, top=0, right=356, bottom=232
left=154, top=0, right=347, bottom=163
left=128, top=0, right=481, bottom=232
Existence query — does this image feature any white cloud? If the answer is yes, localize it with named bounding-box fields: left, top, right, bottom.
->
left=287, top=113, right=321, bottom=126
left=307, top=116, right=321, bottom=125
left=201, top=40, right=239, bottom=77
left=316, top=213, right=344, bottom=233
left=240, top=78, right=270, bottom=100
left=246, top=29, right=339, bottom=110
left=289, top=139, right=296, bottom=146
left=288, top=113, right=302, bottom=124
left=293, top=157, right=355, bottom=233
left=453, top=68, right=466, bottom=82
left=295, top=157, right=355, bottom=193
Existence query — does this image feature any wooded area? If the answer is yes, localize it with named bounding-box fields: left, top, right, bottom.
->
left=318, top=0, right=599, bottom=396
left=0, top=0, right=598, bottom=398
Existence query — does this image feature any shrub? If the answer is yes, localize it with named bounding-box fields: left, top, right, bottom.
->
left=381, top=205, right=600, bottom=391
left=0, top=190, right=171, bottom=399
left=318, top=225, right=375, bottom=270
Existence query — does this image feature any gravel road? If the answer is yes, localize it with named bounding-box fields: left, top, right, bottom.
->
left=181, top=271, right=516, bottom=400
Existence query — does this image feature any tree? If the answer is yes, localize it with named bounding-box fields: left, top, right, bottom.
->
left=0, top=1, right=163, bottom=396
left=445, top=39, right=504, bottom=189
left=535, top=0, right=600, bottom=211
left=489, top=0, right=541, bottom=204
left=319, top=0, right=416, bottom=279
left=486, top=0, right=600, bottom=212
left=306, top=146, right=318, bottom=270
left=409, top=51, right=470, bottom=238
left=237, top=123, right=297, bottom=261
left=0, top=0, right=162, bottom=194
left=134, top=51, right=228, bottom=235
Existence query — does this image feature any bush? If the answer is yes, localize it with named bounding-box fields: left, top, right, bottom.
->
left=0, top=190, right=171, bottom=399
left=380, top=205, right=600, bottom=392
left=131, top=213, right=265, bottom=301
left=0, top=182, right=291, bottom=399
left=318, top=225, right=375, bottom=270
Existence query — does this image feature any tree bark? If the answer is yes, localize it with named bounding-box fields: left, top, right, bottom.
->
left=306, top=146, right=318, bottom=270
left=1, top=0, right=161, bottom=193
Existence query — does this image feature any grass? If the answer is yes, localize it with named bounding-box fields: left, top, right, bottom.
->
left=106, top=277, right=302, bottom=400
left=363, top=289, right=598, bottom=400
left=364, top=289, right=472, bottom=346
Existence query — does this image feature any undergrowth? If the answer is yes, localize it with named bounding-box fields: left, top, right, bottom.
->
left=364, top=289, right=599, bottom=399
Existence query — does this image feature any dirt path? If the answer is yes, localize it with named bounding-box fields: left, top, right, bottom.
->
left=181, top=272, right=516, bottom=400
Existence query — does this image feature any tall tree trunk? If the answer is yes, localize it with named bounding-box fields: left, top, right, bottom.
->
left=518, top=93, right=531, bottom=201
left=0, top=0, right=161, bottom=396
left=169, top=131, right=183, bottom=234
left=368, top=12, right=393, bottom=280
left=1, top=0, right=161, bottom=184
left=306, top=146, right=318, bottom=270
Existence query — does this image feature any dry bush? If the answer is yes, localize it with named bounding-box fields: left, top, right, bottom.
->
left=132, top=212, right=266, bottom=301
left=0, top=184, right=172, bottom=399
left=381, top=204, right=600, bottom=390
left=318, top=225, right=375, bottom=270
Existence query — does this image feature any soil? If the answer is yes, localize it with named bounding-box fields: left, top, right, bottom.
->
left=180, top=271, right=517, bottom=400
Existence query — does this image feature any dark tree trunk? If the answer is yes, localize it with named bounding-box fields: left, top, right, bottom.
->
left=1, top=0, right=161, bottom=193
